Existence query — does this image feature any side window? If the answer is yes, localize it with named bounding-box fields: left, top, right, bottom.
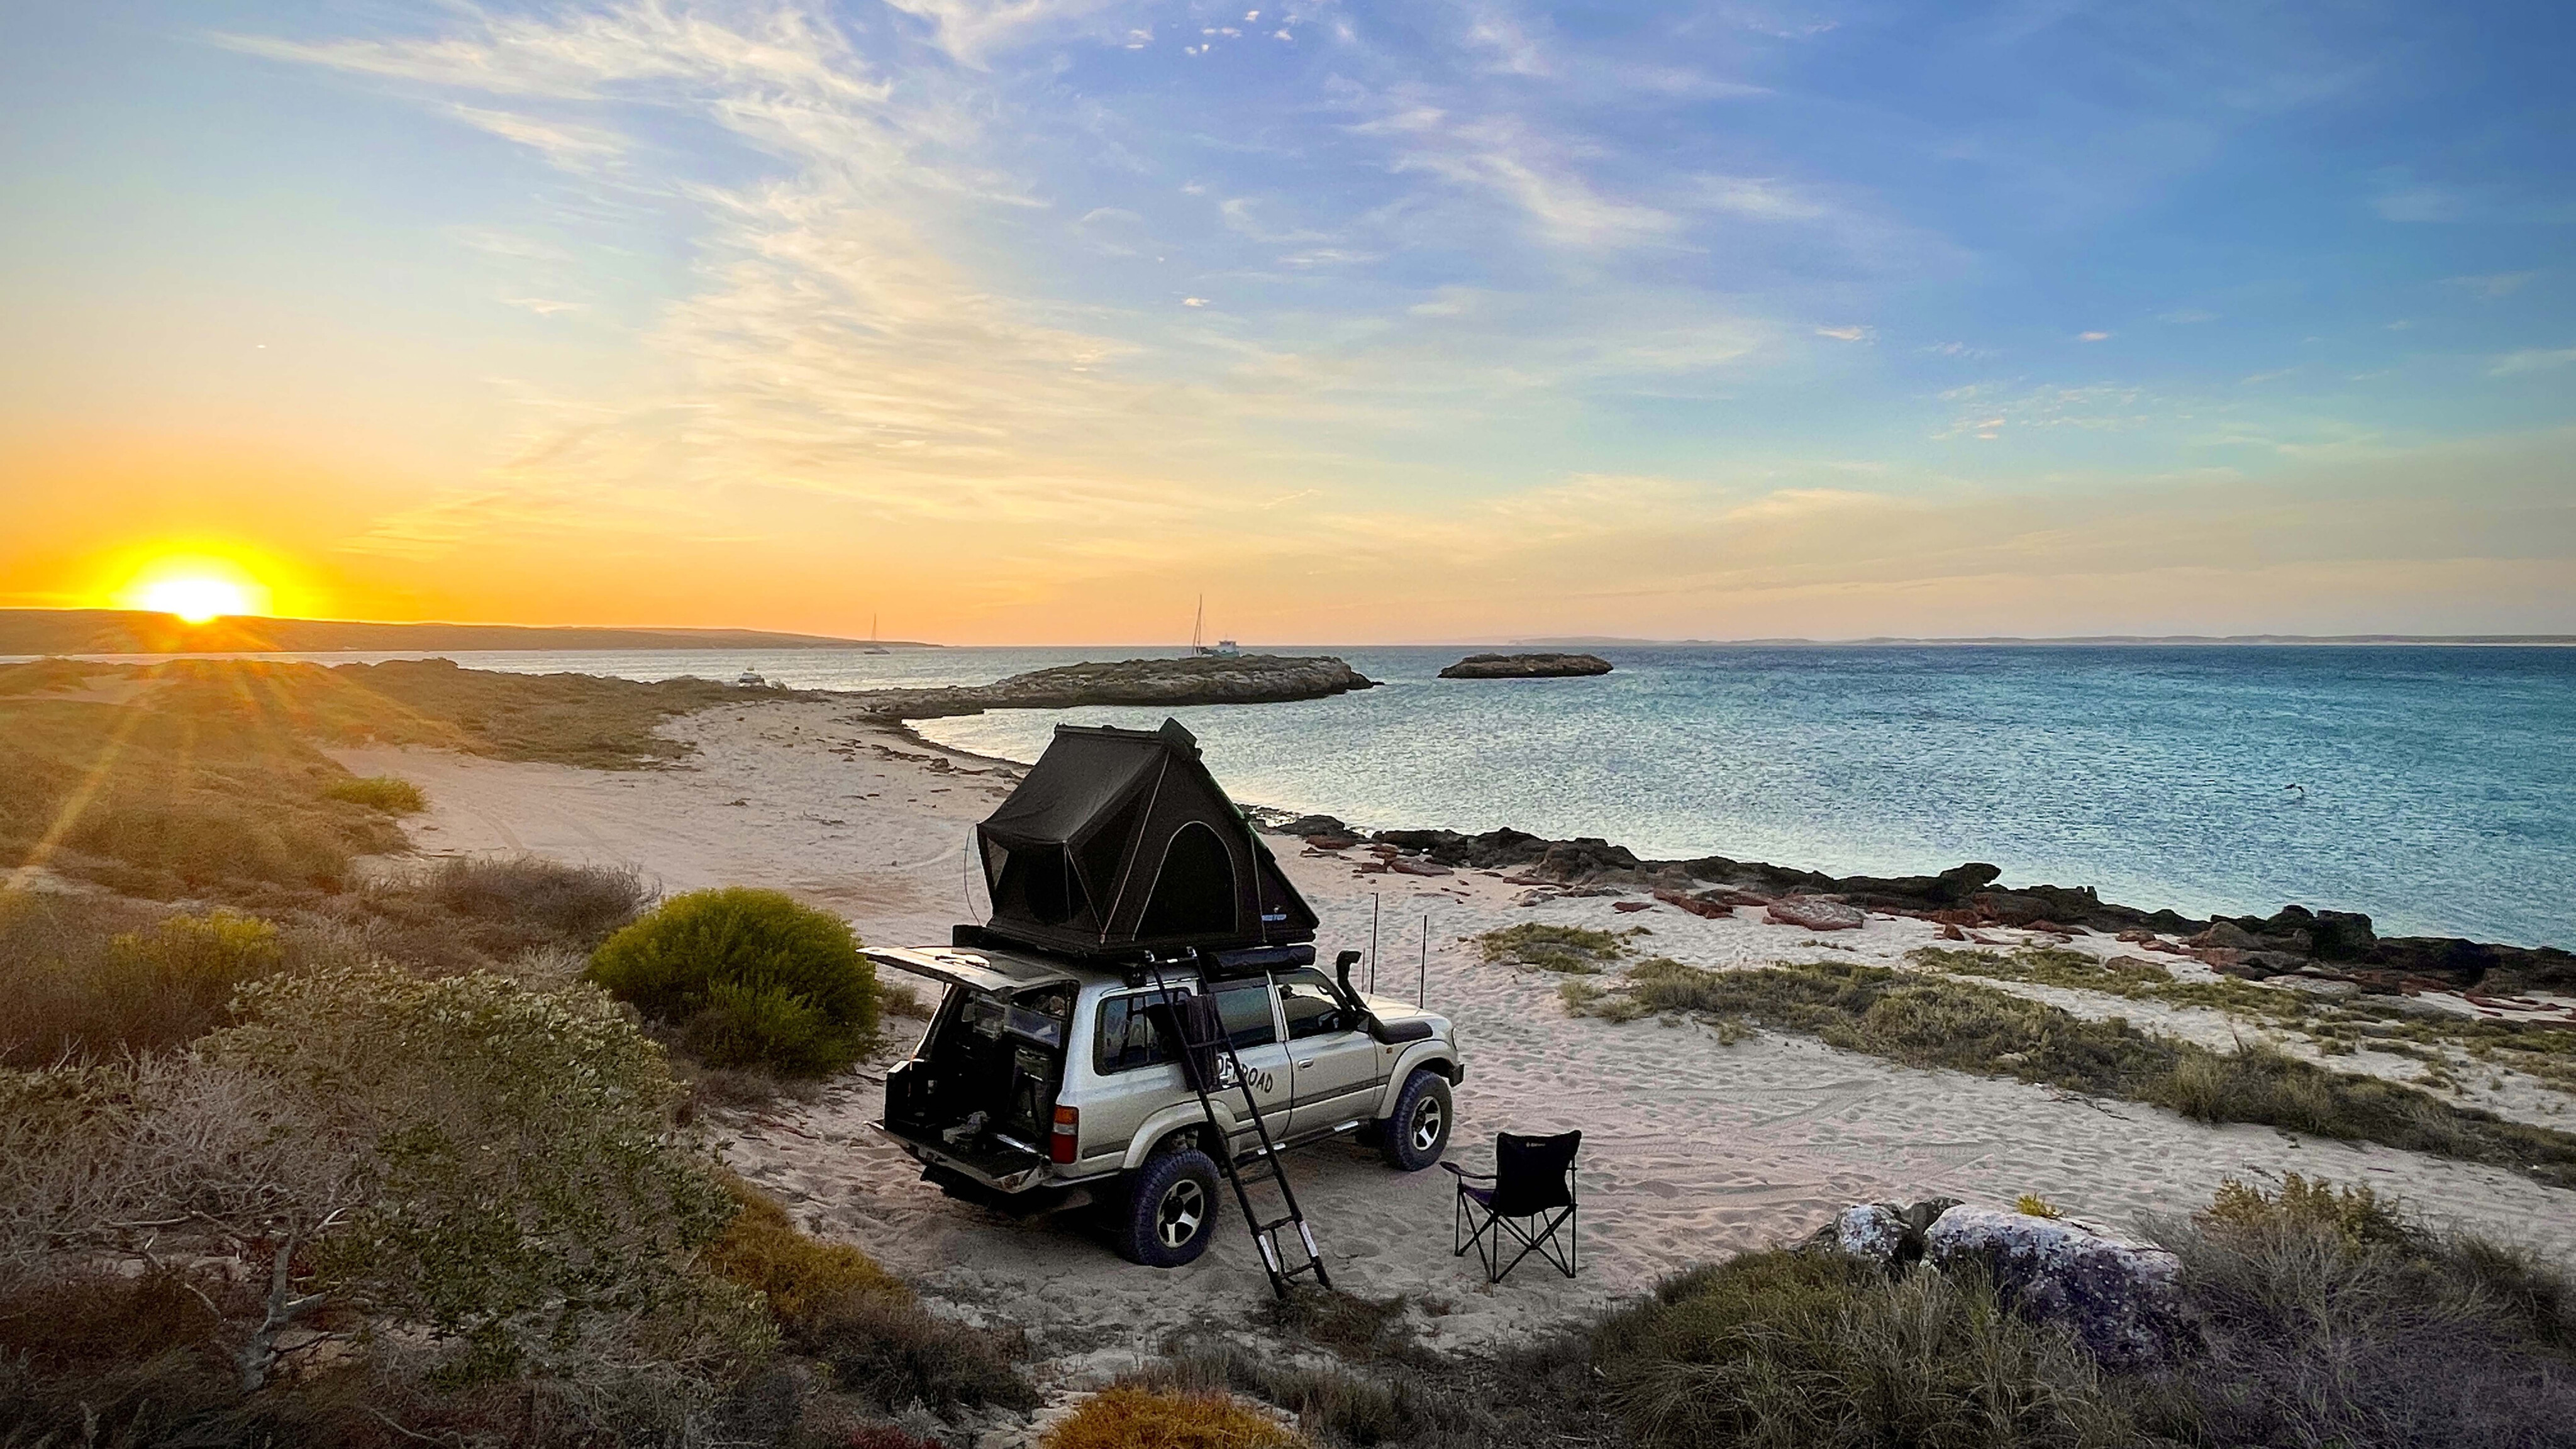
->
left=1095, top=989, right=1185, bottom=1074
left=1275, top=969, right=1352, bottom=1041
left=1211, top=979, right=1279, bottom=1050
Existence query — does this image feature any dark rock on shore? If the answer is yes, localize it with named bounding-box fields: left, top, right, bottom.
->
left=1321, top=818, right=2572, bottom=987
left=838, top=654, right=1375, bottom=721
left=1437, top=652, right=1613, bottom=679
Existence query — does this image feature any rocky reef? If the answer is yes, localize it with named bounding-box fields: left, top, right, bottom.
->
left=1438, top=652, right=1613, bottom=679
left=839, top=654, right=1375, bottom=722
left=1269, top=815, right=2575, bottom=993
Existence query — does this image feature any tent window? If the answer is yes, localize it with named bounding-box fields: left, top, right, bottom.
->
left=1001, top=843, right=1081, bottom=925
left=1138, top=822, right=1237, bottom=937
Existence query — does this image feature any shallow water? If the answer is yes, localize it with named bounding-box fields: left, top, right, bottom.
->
left=53, top=643, right=2573, bottom=947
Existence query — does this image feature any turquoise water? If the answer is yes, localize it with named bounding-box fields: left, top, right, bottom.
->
left=918, top=645, right=2576, bottom=950
left=85, top=643, right=2573, bottom=947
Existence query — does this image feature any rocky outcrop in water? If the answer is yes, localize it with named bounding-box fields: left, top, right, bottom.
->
left=838, top=655, right=1375, bottom=721
left=1438, top=652, right=1613, bottom=679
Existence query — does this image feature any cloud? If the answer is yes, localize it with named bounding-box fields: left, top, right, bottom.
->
left=1814, top=325, right=1873, bottom=341
left=2490, top=347, right=2576, bottom=377
left=2445, top=271, right=2538, bottom=299
left=2077, top=330, right=2111, bottom=342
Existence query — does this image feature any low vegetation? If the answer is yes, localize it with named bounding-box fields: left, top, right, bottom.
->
left=1478, top=922, right=1640, bottom=974
left=1568, top=957, right=2576, bottom=1187
left=1590, top=1176, right=2576, bottom=1449
left=323, top=774, right=426, bottom=813
left=1596, top=1247, right=2135, bottom=1448
left=0, top=655, right=751, bottom=899
left=1045, top=1385, right=1309, bottom=1449
left=1920, top=945, right=2576, bottom=1096
left=590, top=887, right=882, bottom=1077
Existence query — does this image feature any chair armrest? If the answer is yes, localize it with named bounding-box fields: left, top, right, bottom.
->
left=1438, top=1163, right=1494, bottom=1180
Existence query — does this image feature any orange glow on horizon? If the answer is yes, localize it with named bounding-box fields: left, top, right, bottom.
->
left=108, top=552, right=279, bottom=624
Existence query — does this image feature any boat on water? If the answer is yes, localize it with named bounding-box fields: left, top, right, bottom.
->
left=1189, top=595, right=1240, bottom=657
left=735, top=666, right=767, bottom=687
left=862, top=613, right=889, bottom=655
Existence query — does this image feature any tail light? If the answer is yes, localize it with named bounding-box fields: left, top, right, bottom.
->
left=1050, top=1104, right=1079, bottom=1163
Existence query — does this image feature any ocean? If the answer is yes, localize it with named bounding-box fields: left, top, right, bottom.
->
left=60, top=643, right=2575, bottom=948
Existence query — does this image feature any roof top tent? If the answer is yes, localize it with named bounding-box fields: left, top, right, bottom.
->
left=970, top=718, right=1318, bottom=963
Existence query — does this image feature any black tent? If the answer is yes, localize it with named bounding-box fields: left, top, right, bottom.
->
left=973, top=719, right=1318, bottom=960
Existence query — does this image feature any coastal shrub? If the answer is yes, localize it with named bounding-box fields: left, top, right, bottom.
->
left=422, top=853, right=650, bottom=943
left=0, top=897, right=294, bottom=1063
left=199, top=965, right=768, bottom=1384
left=1134, top=1346, right=1419, bottom=1445
left=1044, top=1385, right=1309, bottom=1449
left=703, top=1172, right=909, bottom=1330
left=324, top=774, right=426, bottom=813
left=1479, top=923, right=1632, bottom=974
left=1575, top=958, right=2576, bottom=1187
left=1591, top=1248, right=2137, bottom=1449
left=2144, top=1180, right=2576, bottom=1446
left=590, top=887, right=878, bottom=1077
left=796, top=1289, right=1039, bottom=1413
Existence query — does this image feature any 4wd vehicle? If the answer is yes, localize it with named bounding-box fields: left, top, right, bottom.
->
left=874, top=940, right=1461, bottom=1265
left=867, top=716, right=1467, bottom=1268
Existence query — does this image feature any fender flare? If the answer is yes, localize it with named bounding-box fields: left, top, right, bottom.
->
left=1371, top=1043, right=1460, bottom=1119
left=1121, top=1101, right=1241, bottom=1173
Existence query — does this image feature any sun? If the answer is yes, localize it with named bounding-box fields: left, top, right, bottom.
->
left=114, top=555, right=275, bottom=625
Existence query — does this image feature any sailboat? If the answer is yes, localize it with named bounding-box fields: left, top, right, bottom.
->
left=1191, top=595, right=1240, bottom=657
left=861, top=613, right=889, bottom=655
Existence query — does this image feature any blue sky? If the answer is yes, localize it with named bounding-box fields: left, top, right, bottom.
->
left=2, top=0, right=2570, bottom=640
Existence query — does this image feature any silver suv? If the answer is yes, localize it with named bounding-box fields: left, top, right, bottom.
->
left=872, top=941, right=1463, bottom=1266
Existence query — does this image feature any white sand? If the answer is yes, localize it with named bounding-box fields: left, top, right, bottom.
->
left=335, top=697, right=2576, bottom=1399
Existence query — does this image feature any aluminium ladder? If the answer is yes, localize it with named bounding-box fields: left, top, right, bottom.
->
left=1147, top=960, right=1331, bottom=1298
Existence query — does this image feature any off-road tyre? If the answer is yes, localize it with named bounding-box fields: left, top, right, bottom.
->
left=1380, top=1067, right=1453, bottom=1171
left=1114, top=1147, right=1223, bottom=1267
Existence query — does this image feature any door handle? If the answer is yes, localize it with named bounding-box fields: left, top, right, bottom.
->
left=1296, top=1058, right=1316, bottom=1068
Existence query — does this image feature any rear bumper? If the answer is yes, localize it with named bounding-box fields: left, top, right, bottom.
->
left=872, top=1119, right=1114, bottom=1197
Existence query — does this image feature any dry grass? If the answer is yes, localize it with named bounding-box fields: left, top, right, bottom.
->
left=2139, top=1177, right=2576, bottom=1447
left=1594, top=1249, right=2138, bottom=1449
left=704, top=1173, right=911, bottom=1329
left=1045, top=1386, right=1309, bottom=1449
left=1570, top=957, right=2576, bottom=1187
left=0, top=896, right=299, bottom=1065
left=1919, top=945, right=2576, bottom=1097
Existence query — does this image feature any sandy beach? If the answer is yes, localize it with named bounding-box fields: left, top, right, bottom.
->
left=334, top=696, right=2576, bottom=1414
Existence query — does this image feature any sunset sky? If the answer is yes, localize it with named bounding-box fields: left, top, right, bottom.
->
left=4, top=0, right=2570, bottom=643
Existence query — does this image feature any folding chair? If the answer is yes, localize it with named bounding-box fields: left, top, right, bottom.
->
left=1443, top=1130, right=1580, bottom=1283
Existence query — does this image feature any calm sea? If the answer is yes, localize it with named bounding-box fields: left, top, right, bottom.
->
left=61, top=644, right=2576, bottom=948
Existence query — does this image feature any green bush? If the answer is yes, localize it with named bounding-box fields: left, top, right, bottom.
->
left=323, top=774, right=426, bottom=813
left=589, top=888, right=877, bottom=1077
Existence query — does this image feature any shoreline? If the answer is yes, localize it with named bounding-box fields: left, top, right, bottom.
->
left=882, top=707, right=2574, bottom=988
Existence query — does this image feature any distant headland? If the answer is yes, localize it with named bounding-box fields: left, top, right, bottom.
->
left=0, top=609, right=937, bottom=656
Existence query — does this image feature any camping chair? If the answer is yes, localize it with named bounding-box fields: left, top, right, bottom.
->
left=1443, top=1130, right=1580, bottom=1283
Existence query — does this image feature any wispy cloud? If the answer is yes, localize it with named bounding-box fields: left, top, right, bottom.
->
left=2490, top=347, right=2576, bottom=377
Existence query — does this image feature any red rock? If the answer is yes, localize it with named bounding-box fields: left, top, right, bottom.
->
left=1653, top=889, right=1736, bottom=919
left=1613, top=901, right=1655, bottom=913
left=1939, top=923, right=1969, bottom=941
left=1767, top=897, right=1867, bottom=931
left=1304, top=834, right=1360, bottom=851
left=1387, top=858, right=1453, bottom=877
